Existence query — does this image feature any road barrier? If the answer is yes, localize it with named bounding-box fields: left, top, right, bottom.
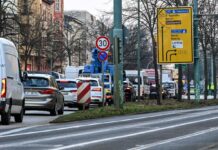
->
left=77, top=81, right=91, bottom=105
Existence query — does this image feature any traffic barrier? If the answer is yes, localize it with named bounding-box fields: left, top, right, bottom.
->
left=77, top=81, right=91, bottom=104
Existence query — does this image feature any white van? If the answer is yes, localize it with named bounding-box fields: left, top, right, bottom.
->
left=0, top=38, right=25, bottom=125
left=125, top=70, right=150, bottom=98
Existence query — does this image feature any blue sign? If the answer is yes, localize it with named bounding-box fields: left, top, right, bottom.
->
left=171, top=29, right=187, bottom=34
left=166, top=9, right=189, bottom=14
left=98, top=51, right=108, bottom=62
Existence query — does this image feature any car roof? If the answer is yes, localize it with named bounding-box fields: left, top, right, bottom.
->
left=27, top=73, right=52, bottom=79
left=0, top=38, right=16, bottom=48
left=56, top=79, right=76, bottom=82
left=76, top=77, right=99, bottom=81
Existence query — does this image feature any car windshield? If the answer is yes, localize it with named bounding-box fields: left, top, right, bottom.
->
left=163, top=83, right=174, bottom=89
left=81, top=80, right=98, bottom=87
left=57, top=81, right=77, bottom=88
left=23, top=77, right=49, bottom=87
left=126, top=76, right=142, bottom=84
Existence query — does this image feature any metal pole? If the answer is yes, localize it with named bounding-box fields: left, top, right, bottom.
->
left=102, top=61, right=105, bottom=106
left=113, top=0, right=123, bottom=109
left=137, top=0, right=141, bottom=101
left=194, top=0, right=200, bottom=101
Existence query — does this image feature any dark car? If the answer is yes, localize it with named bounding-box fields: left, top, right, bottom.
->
left=23, top=73, right=64, bottom=116
left=123, top=81, right=136, bottom=102
left=149, top=84, right=169, bottom=99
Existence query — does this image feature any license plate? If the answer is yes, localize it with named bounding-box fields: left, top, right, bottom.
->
left=25, top=91, right=39, bottom=95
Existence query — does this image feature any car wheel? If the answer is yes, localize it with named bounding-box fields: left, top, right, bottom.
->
left=1, top=106, right=11, bottom=125
left=50, top=102, right=58, bottom=116
left=78, top=105, right=84, bottom=110
left=14, top=105, right=24, bottom=123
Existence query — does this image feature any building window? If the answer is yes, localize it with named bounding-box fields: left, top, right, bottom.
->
left=55, top=0, right=61, bottom=12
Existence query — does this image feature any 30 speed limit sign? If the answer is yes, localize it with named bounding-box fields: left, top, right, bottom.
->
left=96, top=36, right=110, bottom=51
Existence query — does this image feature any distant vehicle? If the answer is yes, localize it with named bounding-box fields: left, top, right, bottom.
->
left=125, top=70, right=150, bottom=98
left=23, top=73, right=64, bottom=116
left=56, top=79, right=78, bottom=108
left=65, top=66, right=84, bottom=79
left=76, top=77, right=104, bottom=107
left=123, top=80, right=136, bottom=102
left=49, top=71, right=65, bottom=79
left=0, top=38, right=25, bottom=125
left=149, top=84, right=169, bottom=99
left=162, top=81, right=178, bottom=98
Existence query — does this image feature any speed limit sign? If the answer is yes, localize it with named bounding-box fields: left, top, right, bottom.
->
left=96, top=36, right=110, bottom=51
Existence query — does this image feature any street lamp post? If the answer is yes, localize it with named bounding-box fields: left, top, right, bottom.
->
left=113, top=0, right=124, bottom=109
left=194, top=0, right=200, bottom=101
left=137, top=0, right=141, bottom=101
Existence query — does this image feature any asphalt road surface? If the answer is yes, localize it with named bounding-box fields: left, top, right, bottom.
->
left=1, top=106, right=218, bottom=150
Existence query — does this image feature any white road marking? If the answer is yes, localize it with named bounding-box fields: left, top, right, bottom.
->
left=1, top=107, right=218, bottom=139
left=49, top=116, right=218, bottom=150
left=1, top=115, right=218, bottom=149
left=0, top=125, right=46, bottom=136
left=128, top=127, right=218, bottom=150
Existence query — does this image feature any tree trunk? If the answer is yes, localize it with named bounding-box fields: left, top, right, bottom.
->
left=68, top=51, right=72, bottom=66
left=152, top=38, right=161, bottom=105
left=177, top=65, right=183, bottom=101
left=213, top=54, right=216, bottom=99
left=203, top=49, right=208, bottom=100
left=187, top=64, right=191, bottom=100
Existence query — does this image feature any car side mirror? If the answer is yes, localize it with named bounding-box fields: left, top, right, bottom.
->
left=22, top=71, right=28, bottom=81
left=59, top=86, right=64, bottom=90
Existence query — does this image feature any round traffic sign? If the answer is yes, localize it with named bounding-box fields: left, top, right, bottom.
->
left=96, top=36, right=110, bottom=51
left=98, top=51, right=108, bottom=62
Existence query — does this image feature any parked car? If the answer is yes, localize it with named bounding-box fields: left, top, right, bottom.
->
left=23, top=73, right=64, bottom=116
left=76, top=77, right=103, bottom=107
left=149, top=84, right=169, bottom=99
left=0, top=38, right=25, bottom=125
left=123, top=80, right=136, bottom=102
left=56, top=79, right=78, bottom=108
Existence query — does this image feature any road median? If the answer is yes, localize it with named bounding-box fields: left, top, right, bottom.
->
left=50, top=99, right=218, bottom=123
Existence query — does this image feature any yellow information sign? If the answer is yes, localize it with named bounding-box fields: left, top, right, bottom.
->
left=157, top=7, right=193, bottom=64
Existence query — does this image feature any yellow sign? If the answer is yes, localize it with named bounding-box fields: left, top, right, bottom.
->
left=157, top=7, right=193, bottom=64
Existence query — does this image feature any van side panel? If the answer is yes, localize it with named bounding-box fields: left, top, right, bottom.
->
left=4, top=45, right=23, bottom=114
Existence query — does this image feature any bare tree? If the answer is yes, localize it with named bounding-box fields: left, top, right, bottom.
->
left=0, top=0, right=19, bottom=43
left=17, top=0, right=43, bottom=71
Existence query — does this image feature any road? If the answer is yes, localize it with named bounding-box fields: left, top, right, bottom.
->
left=0, top=107, right=76, bottom=130
left=1, top=106, right=218, bottom=150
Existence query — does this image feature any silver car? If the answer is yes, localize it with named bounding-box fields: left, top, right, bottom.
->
left=23, top=74, right=64, bottom=116
left=56, top=79, right=77, bottom=107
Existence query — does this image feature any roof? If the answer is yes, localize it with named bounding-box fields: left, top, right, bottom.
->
left=76, top=77, right=99, bottom=81
left=56, top=79, right=76, bottom=82
left=27, top=73, right=52, bottom=79
left=0, top=38, right=16, bottom=48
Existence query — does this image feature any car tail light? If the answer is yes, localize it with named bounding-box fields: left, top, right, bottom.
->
left=92, top=88, right=101, bottom=92
left=39, top=89, right=55, bottom=94
left=1, top=79, right=6, bottom=97
left=71, top=90, right=77, bottom=93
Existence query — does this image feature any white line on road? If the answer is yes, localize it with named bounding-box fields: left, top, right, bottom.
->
left=1, top=107, right=218, bottom=139
left=0, top=108, right=216, bottom=148
left=48, top=116, right=218, bottom=150
left=128, top=127, right=218, bottom=150
left=1, top=115, right=216, bottom=149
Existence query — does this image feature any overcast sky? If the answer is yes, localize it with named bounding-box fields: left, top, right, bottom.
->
left=64, top=0, right=113, bottom=17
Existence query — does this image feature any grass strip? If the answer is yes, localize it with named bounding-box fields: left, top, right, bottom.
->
left=51, top=99, right=218, bottom=123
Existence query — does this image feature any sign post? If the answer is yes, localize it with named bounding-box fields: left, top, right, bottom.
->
left=157, top=7, right=193, bottom=64
left=96, top=36, right=110, bottom=106
left=96, top=36, right=110, bottom=51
